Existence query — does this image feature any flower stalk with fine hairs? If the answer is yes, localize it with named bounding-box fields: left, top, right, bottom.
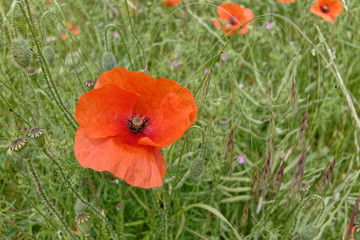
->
left=25, top=158, right=76, bottom=239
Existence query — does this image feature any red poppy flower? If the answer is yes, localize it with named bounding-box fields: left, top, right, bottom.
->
left=213, top=3, right=254, bottom=36
left=61, top=22, right=81, bottom=40
left=74, top=67, right=198, bottom=188
left=310, top=0, right=343, bottom=24
left=276, top=0, right=295, bottom=3
left=161, top=0, right=181, bottom=7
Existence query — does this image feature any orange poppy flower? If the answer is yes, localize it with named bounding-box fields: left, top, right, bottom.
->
left=74, top=67, right=198, bottom=188
left=61, top=22, right=81, bottom=40
left=213, top=3, right=254, bottom=36
left=276, top=0, right=295, bottom=3
left=162, top=0, right=181, bottom=7
left=310, top=0, right=343, bottom=24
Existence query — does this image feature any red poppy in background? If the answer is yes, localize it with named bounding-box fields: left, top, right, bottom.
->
left=276, top=0, right=295, bottom=3
left=61, top=22, right=81, bottom=40
left=310, top=0, right=343, bottom=23
left=213, top=3, right=254, bottom=36
left=74, top=68, right=198, bottom=188
left=162, top=0, right=181, bottom=7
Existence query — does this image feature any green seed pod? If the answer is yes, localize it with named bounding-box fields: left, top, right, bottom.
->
left=190, top=157, right=204, bottom=182
left=299, top=225, right=318, bottom=240
left=9, top=137, right=30, bottom=159
left=75, top=212, right=91, bottom=236
left=26, top=126, right=45, bottom=147
left=85, top=80, right=95, bottom=88
left=65, top=51, right=80, bottom=67
left=101, top=52, right=116, bottom=72
left=12, top=37, right=32, bottom=68
left=26, top=67, right=38, bottom=80
left=43, top=46, right=55, bottom=64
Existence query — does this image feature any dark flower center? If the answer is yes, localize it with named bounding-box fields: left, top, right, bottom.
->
left=126, top=113, right=149, bottom=134
left=228, top=16, right=238, bottom=26
left=320, top=5, right=330, bottom=13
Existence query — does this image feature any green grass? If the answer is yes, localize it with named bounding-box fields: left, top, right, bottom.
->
left=1, top=0, right=360, bottom=239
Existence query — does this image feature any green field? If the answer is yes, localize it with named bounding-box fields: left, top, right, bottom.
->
left=1, top=0, right=360, bottom=239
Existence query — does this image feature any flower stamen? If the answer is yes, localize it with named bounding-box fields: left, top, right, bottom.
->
left=126, top=113, right=149, bottom=134
left=321, top=5, right=330, bottom=13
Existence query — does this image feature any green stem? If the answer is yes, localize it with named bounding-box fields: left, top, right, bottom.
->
left=41, top=148, right=118, bottom=240
left=119, top=181, right=124, bottom=239
left=104, top=24, right=134, bottom=70
left=17, top=0, right=77, bottom=130
left=124, top=0, right=145, bottom=66
left=26, top=158, right=76, bottom=239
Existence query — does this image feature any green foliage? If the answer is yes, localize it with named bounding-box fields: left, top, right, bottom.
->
left=0, top=0, right=359, bottom=239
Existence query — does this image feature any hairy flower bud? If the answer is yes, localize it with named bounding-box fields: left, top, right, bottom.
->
left=12, top=37, right=32, bottom=68
left=299, top=225, right=318, bottom=240
left=190, top=157, right=204, bottom=182
left=43, top=46, right=55, bottom=64
left=101, top=52, right=116, bottom=72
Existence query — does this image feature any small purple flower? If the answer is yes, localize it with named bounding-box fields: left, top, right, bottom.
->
left=221, top=54, right=227, bottom=61
left=290, top=41, right=294, bottom=45
left=237, top=155, right=244, bottom=164
left=215, top=61, right=220, bottom=67
left=173, top=61, right=179, bottom=67
left=204, top=68, right=209, bottom=74
left=98, top=22, right=103, bottom=27
left=238, top=83, right=243, bottom=89
left=113, top=32, right=119, bottom=38
left=266, top=23, right=272, bottom=29
left=280, top=154, right=284, bottom=159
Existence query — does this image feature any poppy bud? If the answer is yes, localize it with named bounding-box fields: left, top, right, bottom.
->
left=75, top=212, right=91, bottom=236
left=299, top=225, right=318, bottom=240
left=65, top=52, right=80, bottom=67
left=9, top=137, right=29, bottom=159
left=26, top=126, right=45, bottom=148
left=43, top=46, right=55, bottom=64
left=12, top=37, right=32, bottom=68
left=190, top=157, right=204, bottom=182
left=101, top=52, right=116, bottom=72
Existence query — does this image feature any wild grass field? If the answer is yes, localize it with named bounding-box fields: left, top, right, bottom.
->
left=1, top=0, right=360, bottom=239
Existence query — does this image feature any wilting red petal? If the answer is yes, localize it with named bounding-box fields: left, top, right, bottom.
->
left=74, top=128, right=166, bottom=188
left=138, top=93, right=193, bottom=148
left=75, top=84, right=139, bottom=138
left=165, top=0, right=181, bottom=6
left=95, top=68, right=197, bottom=126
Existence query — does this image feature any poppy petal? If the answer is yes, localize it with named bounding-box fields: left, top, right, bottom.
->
left=138, top=92, right=194, bottom=148
left=74, top=128, right=165, bottom=188
left=95, top=67, right=197, bottom=125
left=75, top=84, right=139, bottom=138
left=310, top=5, right=335, bottom=23
left=217, top=3, right=243, bottom=20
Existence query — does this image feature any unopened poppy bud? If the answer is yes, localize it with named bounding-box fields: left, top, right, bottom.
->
left=26, top=126, right=45, bottom=147
left=43, top=46, right=55, bottom=64
left=75, top=212, right=91, bottom=236
left=12, top=37, right=32, bottom=68
left=65, top=52, right=80, bottom=67
left=9, top=137, right=29, bottom=158
left=190, top=157, right=204, bottom=182
left=85, top=80, right=95, bottom=88
left=299, top=225, right=318, bottom=240
left=101, top=52, right=116, bottom=72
